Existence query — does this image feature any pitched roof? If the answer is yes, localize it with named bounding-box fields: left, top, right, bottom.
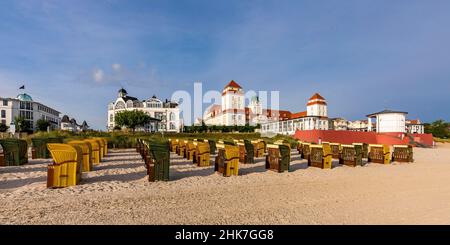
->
left=224, top=80, right=242, bottom=89
left=291, top=111, right=307, bottom=119
left=61, top=115, right=70, bottom=123
left=309, top=93, right=325, bottom=101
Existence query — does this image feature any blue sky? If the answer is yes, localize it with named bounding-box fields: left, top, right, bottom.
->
left=1, top=0, right=449, bottom=129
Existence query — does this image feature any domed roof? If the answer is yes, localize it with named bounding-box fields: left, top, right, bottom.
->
left=118, top=88, right=127, bottom=94
left=16, top=93, right=33, bottom=101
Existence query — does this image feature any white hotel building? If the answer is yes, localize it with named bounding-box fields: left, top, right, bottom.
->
left=260, top=93, right=329, bottom=135
left=107, top=88, right=182, bottom=132
left=0, top=93, right=61, bottom=132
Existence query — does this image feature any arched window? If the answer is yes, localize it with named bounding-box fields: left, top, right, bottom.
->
left=170, top=123, right=175, bottom=130
left=115, top=101, right=125, bottom=110
left=126, top=100, right=134, bottom=108
left=169, top=112, right=175, bottom=121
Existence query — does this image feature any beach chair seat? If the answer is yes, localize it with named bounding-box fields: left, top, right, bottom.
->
left=353, top=143, right=368, bottom=158
left=339, top=144, right=363, bottom=167
left=330, top=143, right=341, bottom=159
left=392, top=145, right=413, bottom=163
left=84, top=139, right=101, bottom=165
left=214, top=143, right=239, bottom=177
left=368, top=144, right=390, bottom=164
left=265, top=144, right=291, bottom=172
left=238, top=140, right=255, bottom=164
left=195, top=142, right=211, bottom=167
left=68, top=140, right=93, bottom=172
left=309, top=144, right=332, bottom=169
left=47, top=143, right=83, bottom=188
left=143, top=140, right=170, bottom=182
left=186, top=141, right=196, bottom=161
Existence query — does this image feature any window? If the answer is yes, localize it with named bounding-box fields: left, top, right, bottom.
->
left=115, top=101, right=125, bottom=110
left=169, top=112, right=175, bottom=121
left=2, top=100, right=7, bottom=106
left=110, top=114, right=114, bottom=122
left=1, top=110, right=5, bottom=118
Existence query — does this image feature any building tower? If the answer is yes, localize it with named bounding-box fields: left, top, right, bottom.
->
left=221, top=80, right=245, bottom=126
left=306, top=93, right=327, bottom=117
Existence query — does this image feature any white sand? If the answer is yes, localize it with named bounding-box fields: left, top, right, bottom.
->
left=1, top=144, right=450, bottom=224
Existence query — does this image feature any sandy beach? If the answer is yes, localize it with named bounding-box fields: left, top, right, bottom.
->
left=1, top=144, right=450, bottom=225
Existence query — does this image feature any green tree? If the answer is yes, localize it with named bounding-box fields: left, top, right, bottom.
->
left=114, top=110, right=152, bottom=133
left=36, top=119, right=50, bottom=132
left=14, top=116, right=31, bottom=133
left=425, top=120, right=449, bottom=138
left=0, top=123, right=8, bottom=132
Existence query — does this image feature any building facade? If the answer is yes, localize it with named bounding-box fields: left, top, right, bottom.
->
left=202, top=80, right=292, bottom=127
left=203, top=81, right=246, bottom=126
left=260, top=93, right=329, bottom=135
left=367, top=110, right=407, bottom=133
left=406, top=119, right=425, bottom=134
left=61, top=115, right=89, bottom=132
left=0, top=93, right=60, bottom=132
left=107, top=88, right=182, bottom=132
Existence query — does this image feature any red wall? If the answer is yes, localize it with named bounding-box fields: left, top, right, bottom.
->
left=293, top=130, right=434, bottom=147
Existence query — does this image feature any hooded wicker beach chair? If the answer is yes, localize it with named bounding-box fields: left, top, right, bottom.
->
left=47, top=143, right=83, bottom=188
left=32, top=137, right=64, bottom=159
left=392, top=145, right=413, bottom=163
left=339, top=144, right=363, bottom=167
left=93, top=138, right=105, bottom=160
left=186, top=141, right=196, bottom=161
left=195, top=142, right=211, bottom=167
left=237, top=140, right=255, bottom=164
left=251, top=140, right=265, bottom=158
left=68, top=140, right=93, bottom=172
left=214, top=143, right=239, bottom=177
left=84, top=139, right=101, bottom=165
left=309, top=144, right=332, bottom=169
left=353, top=143, right=368, bottom=158
left=330, top=143, right=341, bottom=159
left=265, top=143, right=291, bottom=172
left=0, top=139, right=27, bottom=166
left=143, top=140, right=170, bottom=182
left=368, top=144, right=391, bottom=164
left=178, top=140, right=187, bottom=158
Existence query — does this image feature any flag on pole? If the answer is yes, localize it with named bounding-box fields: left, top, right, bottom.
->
left=19, top=85, right=25, bottom=89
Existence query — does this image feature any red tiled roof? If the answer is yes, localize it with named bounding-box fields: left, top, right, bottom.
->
left=309, top=93, right=325, bottom=101
left=224, top=80, right=242, bottom=89
left=291, top=111, right=307, bottom=119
